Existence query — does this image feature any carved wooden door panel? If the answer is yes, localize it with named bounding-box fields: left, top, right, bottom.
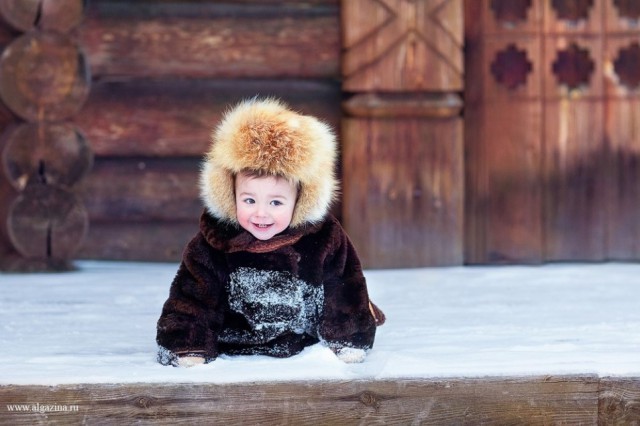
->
left=465, top=0, right=640, bottom=263
left=341, top=0, right=465, bottom=268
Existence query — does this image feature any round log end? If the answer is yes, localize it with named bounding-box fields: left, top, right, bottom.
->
left=2, top=122, right=93, bottom=190
left=0, top=31, right=91, bottom=122
left=7, top=183, right=88, bottom=260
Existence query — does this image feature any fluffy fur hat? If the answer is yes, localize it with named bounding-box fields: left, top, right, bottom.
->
left=200, top=98, right=338, bottom=228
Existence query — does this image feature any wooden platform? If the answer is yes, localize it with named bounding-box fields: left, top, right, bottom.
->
left=2, top=261, right=640, bottom=424
left=2, top=376, right=640, bottom=424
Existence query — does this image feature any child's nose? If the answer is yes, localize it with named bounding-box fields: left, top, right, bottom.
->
left=255, top=204, right=268, bottom=217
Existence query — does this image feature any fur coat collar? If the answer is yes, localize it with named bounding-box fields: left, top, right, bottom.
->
left=199, top=211, right=321, bottom=254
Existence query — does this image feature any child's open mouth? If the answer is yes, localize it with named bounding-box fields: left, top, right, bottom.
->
left=254, top=223, right=272, bottom=229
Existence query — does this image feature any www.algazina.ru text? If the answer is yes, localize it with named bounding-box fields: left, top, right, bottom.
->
left=6, top=402, right=80, bottom=414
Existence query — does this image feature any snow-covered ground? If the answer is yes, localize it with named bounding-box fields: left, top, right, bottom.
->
left=1, top=261, right=639, bottom=385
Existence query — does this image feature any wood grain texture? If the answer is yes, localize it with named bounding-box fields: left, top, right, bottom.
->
left=599, top=378, right=640, bottom=424
left=465, top=100, right=543, bottom=264
left=543, top=0, right=604, bottom=35
left=604, top=0, right=640, bottom=32
left=0, top=169, right=17, bottom=267
left=342, top=0, right=463, bottom=91
left=463, top=1, right=640, bottom=265
left=543, top=100, right=606, bottom=261
left=0, top=98, right=21, bottom=268
left=72, top=79, right=341, bottom=157
left=541, top=36, right=605, bottom=261
left=542, top=37, right=612, bottom=261
left=604, top=35, right=640, bottom=260
left=77, top=1, right=339, bottom=79
left=0, top=31, right=90, bottom=122
left=7, top=183, right=88, bottom=260
left=78, top=157, right=201, bottom=222
left=2, top=122, right=93, bottom=191
left=0, top=0, right=85, bottom=33
left=77, top=220, right=196, bottom=261
left=342, top=117, right=463, bottom=268
left=464, top=25, right=543, bottom=264
left=0, top=376, right=601, bottom=425
left=605, top=99, right=640, bottom=260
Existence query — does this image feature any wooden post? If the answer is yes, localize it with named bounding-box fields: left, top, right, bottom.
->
left=0, top=0, right=91, bottom=271
left=341, top=0, right=464, bottom=268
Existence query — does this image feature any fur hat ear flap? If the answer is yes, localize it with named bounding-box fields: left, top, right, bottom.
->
left=200, top=98, right=338, bottom=227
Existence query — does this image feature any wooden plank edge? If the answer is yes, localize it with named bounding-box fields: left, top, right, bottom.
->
left=599, top=376, right=640, bottom=424
left=0, top=376, right=605, bottom=425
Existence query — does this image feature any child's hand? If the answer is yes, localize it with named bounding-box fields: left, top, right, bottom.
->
left=177, top=356, right=205, bottom=368
left=335, top=347, right=366, bottom=363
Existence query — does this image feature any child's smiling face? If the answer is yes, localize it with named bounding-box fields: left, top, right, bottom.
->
left=235, top=172, right=297, bottom=240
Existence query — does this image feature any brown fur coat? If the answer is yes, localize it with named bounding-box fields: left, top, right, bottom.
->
left=156, top=212, right=383, bottom=365
left=156, top=98, right=384, bottom=365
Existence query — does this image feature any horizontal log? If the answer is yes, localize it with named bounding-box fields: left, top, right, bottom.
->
left=79, top=155, right=343, bottom=261
left=77, top=1, right=339, bottom=79
left=77, top=220, right=197, bottom=262
left=88, top=0, right=338, bottom=15
left=78, top=157, right=202, bottom=222
left=72, top=79, right=341, bottom=157
left=0, top=377, right=600, bottom=425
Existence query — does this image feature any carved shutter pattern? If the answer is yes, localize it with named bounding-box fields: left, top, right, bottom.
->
left=466, top=0, right=640, bottom=263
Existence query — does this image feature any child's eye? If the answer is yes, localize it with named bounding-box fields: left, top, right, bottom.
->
left=243, top=198, right=255, bottom=204
left=270, top=200, right=285, bottom=206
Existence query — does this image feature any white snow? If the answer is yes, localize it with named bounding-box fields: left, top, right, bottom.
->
left=1, top=261, right=639, bottom=385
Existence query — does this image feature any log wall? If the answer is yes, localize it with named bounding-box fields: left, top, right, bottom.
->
left=76, top=1, right=342, bottom=262
left=0, top=1, right=343, bottom=265
left=0, top=2, right=91, bottom=271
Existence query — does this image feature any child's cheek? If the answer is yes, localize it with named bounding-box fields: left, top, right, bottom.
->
left=236, top=207, right=251, bottom=231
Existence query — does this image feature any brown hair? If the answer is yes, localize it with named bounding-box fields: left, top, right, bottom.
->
left=235, top=169, right=301, bottom=197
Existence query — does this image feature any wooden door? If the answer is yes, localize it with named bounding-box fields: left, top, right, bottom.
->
left=465, top=0, right=640, bottom=263
left=341, top=0, right=465, bottom=268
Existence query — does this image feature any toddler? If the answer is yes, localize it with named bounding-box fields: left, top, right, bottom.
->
left=156, top=98, right=384, bottom=367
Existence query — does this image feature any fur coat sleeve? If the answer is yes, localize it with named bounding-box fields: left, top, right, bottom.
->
left=316, top=220, right=378, bottom=352
left=156, top=232, right=227, bottom=365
